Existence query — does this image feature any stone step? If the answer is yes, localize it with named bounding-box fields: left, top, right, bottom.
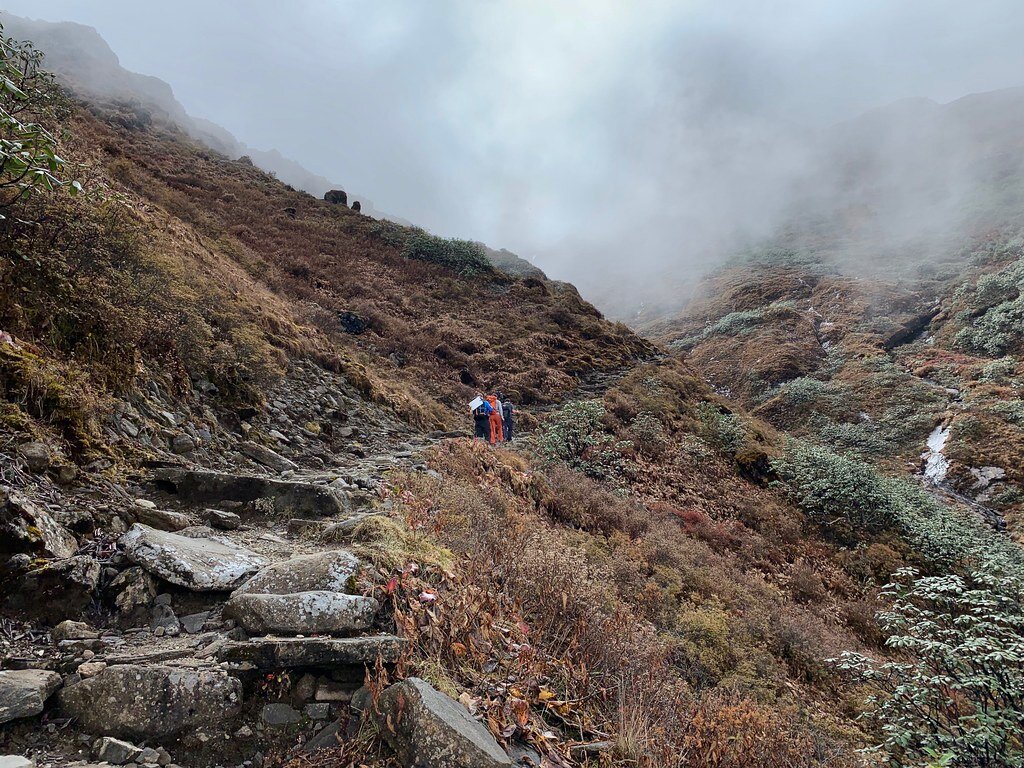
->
left=58, top=664, right=242, bottom=740
left=153, top=468, right=350, bottom=517
left=233, top=551, right=359, bottom=596
left=216, top=635, right=403, bottom=668
left=224, top=592, right=379, bottom=635
left=121, top=524, right=266, bottom=592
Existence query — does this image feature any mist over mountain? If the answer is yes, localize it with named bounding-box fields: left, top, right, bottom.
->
left=0, top=11, right=402, bottom=219
left=4, top=1, right=1024, bottom=322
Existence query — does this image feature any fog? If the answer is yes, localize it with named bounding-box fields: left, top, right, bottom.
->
left=6, top=0, right=1024, bottom=316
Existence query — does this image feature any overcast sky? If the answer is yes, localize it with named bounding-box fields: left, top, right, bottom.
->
left=5, top=1, right=1024, bottom=307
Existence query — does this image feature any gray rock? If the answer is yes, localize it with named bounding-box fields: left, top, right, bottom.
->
left=216, top=635, right=404, bottom=668
left=170, top=434, right=196, bottom=455
left=0, top=670, right=62, bottom=724
left=0, top=487, right=78, bottom=559
left=239, top=442, right=298, bottom=473
left=0, top=757, right=34, bottom=768
left=261, top=702, right=302, bottom=726
left=110, top=567, right=157, bottom=618
left=17, top=442, right=50, bottom=472
left=121, top=524, right=266, bottom=591
left=125, top=506, right=198, bottom=532
left=202, top=508, right=240, bottom=530
left=17, top=556, right=100, bottom=621
left=58, top=665, right=242, bottom=739
left=93, top=736, right=140, bottom=764
left=137, top=746, right=160, bottom=764
left=234, top=551, right=359, bottom=596
left=373, top=677, right=511, bottom=768
left=315, top=680, right=353, bottom=702
left=153, top=468, right=349, bottom=517
left=52, top=620, right=99, bottom=643
left=179, top=611, right=210, bottom=634
left=224, top=591, right=377, bottom=635
left=150, top=604, right=180, bottom=634
left=302, top=722, right=341, bottom=754
left=305, top=702, right=331, bottom=720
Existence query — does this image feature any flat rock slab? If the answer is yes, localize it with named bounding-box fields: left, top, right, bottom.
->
left=58, top=664, right=242, bottom=739
left=224, top=591, right=378, bottom=635
left=153, top=468, right=349, bottom=517
left=374, top=677, right=511, bottom=768
left=121, top=524, right=266, bottom=591
left=0, top=669, right=62, bottom=725
left=234, top=551, right=359, bottom=595
left=217, top=635, right=403, bottom=668
left=240, top=442, right=298, bottom=473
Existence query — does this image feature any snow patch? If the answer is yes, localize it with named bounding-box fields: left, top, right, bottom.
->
left=922, top=425, right=951, bottom=484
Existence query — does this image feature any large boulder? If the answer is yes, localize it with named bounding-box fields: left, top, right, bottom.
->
left=0, top=669, right=62, bottom=724
left=323, top=189, right=348, bottom=205
left=58, top=664, right=242, bottom=739
left=224, top=591, right=378, bottom=635
left=153, top=468, right=349, bottom=517
left=121, top=524, right=265, bottom=591
left=234, top=551, right=359, bottom=595
left=0, top=487, right=78, bottom=559
left=373, top=678, right=511, bottom=768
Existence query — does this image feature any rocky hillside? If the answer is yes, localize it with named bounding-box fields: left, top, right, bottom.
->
left=3, top=22, right=1023, bottom=768
left=647, top=234, right=1024, bottom=537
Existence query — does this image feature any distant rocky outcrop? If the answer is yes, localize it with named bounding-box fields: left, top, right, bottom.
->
left=324, top=189, right=348, bottom=205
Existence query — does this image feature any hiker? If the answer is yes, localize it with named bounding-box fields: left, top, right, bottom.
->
left=471, top=394, right=493, bottom=441
left=487, top=394, right=504, bottom=445
left=498, top=392, right=514, bottom=441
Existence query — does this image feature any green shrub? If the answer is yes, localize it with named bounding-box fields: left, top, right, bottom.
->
left=978, top=356, right=1019, bottom=384
left=695, top=402, right=746, bottom=454
left=771, top=440, right=893, bottom=533
left=836, top=567, right=1024, bottom=767
left=628, top=410, right=668, bottom=457
left=775, top=376, right=842, bottom=408
left=400, top=231, right=492, bottom=276
left=535, top=399, right=634, bottom=483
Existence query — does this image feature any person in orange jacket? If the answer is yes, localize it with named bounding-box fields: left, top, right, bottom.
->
left=487, top=394, right=504, bottom=445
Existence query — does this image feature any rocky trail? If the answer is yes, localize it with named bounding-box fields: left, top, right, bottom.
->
left=0, top=360, right=519, bottom=768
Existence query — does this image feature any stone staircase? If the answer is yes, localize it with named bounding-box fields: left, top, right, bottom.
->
left=29, top=461, right=413, bottom=766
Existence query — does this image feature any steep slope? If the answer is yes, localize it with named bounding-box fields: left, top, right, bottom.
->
left=3, top=23, right=1023, bottom=768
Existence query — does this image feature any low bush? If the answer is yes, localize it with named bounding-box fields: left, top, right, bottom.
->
left=534, top=399, right=635, bottom=483
left=400, top=231, right=493, bottom=276
left=696, top=402, right=747, bottom=454
left=771, top=440, right=894, bottom=534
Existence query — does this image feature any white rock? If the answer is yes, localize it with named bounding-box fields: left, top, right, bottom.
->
left=121, top=524, right=266, bottom=591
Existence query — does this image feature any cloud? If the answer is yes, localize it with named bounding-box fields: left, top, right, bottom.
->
left=7, top=0, right=1024, bottom=313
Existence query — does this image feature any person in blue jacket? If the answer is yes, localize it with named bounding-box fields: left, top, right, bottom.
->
left=472, top=394, right=494, bottom=441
